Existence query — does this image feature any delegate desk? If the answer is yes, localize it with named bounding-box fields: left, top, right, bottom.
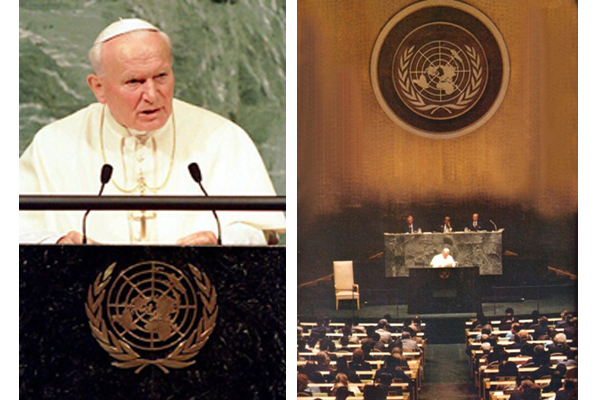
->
left=384, top=230, right=503, bottom=277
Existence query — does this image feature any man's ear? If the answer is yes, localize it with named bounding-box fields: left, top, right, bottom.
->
left=87, top=74, right=106, bottom=103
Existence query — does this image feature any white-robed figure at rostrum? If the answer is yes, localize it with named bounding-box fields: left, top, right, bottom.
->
left=430, top=248, right=457, bottom=268
left=19, top=18, right=285, bottom=245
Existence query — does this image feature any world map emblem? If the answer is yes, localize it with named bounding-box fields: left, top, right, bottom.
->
left=86, top=261, right=218, bottom=373
left=371, top=0, right=510, bottom=138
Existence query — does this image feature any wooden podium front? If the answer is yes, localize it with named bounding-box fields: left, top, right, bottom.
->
left=407, top=267, right=479, bottom=314
left=20, top=244, right=285, bottom=399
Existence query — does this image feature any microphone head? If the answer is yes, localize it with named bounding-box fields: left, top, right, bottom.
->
left=188, top=162, right=202, bottom=183
left=100, top=164, right=113, bottom=184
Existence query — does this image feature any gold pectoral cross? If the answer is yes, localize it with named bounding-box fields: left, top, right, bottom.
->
left=130, top=211, right=157, bottom=242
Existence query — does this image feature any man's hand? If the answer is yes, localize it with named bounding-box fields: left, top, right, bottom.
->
left=176, top=231, right=218, bottom=246
left=57, top=231, right=97, bottom=245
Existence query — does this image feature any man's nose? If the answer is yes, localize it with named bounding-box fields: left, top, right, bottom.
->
left=142, top=80, right=157, bottom=102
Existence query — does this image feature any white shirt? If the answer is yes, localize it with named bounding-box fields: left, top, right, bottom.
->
left=19, top=99, right=285, bottom=245
left=430, top=253, right=456, bottom=268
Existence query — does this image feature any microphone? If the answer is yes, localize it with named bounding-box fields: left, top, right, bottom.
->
left=490, top=220, right=498, bottom=231
left=82, top=164, right=113, bottom=244
left=187, top=163, right=222, bottom=245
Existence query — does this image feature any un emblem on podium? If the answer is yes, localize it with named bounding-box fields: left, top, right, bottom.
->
left=371, top=0, right=510, bottom=138
left=85, top=261, right=218, bottom=373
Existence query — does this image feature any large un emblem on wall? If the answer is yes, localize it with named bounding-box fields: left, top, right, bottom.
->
left=86, top=261, right=218, bottom=373
left=371, top=0, right=510, bottom=138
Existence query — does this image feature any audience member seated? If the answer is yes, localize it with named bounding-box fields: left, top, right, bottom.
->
left=361, top=340, right=377, bottom=360
left=308, top=318, right=328, bottom=348
left=300, top=351, right=332, bottom=383
left=497, top=353, right=519, bottom=378
left=333, top=386, right=351, bottom=400
left=371, top=332, right=386, bottom=352
left=389, top=346, right=411, bottom=370
left=555, top=310, right=571, bottom=329
left=298, top=339, right=309, bottom=356
left=402, top=318, right=418, bottom=337
left=507, top=329, right=529, bottom=351
left=528, top=310, right=540, bottom=328
left=528, top=345, right=549, bottom=367
left=545, top=363, right=567, bottom=394
left=547, top=333, right=570, bottom=355
left=500, top=307, right=518, bottom=330
left=341, top=325, right=360, bottom=345
left=374, top=355, right=412, bottom=394
left=328, top=357, right=361, bottom=384
left=558, top=349, right=577, bottom=368
left=411, top=315, right=424, bottom=332
left=336, top=335, right=353, bottom=353
left=486, top=345, right=507, bottom=365
left=362, top=383, right=386, bottom=400
left=382, top=313, right=399, bottom=333
left=350, top=317, right=367, bottom=334
left=508, top=380, right=542, bottom=400
left=531, top=351, right=553, bottom=380
left=297, top=373, right=312, bottom=397
left=472, top=307, right=489, bottom=329
left=349, top=348, right=372, bottom=372
left=555, top=379, right=576, bottom=400
left=476, top=324, right=493, bottom=340
left=562, top=315, right=577, bottom=340
left=329, top=373, right=351, bottom=397
left=532, top=316, right=549, bottom=340
left=375, top=319, right=393, bottom=344
left=505, top=322, right=522, bottom=340
left=400, top=331, right=418, bottom=350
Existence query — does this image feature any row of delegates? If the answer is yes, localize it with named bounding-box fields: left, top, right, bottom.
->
left=475, top=344, right=577, bottom=399
left=19, top=18, right=285, bottom=245
left=470, top=308, right=577, bottom=399
left=402, top=213, right=492, bottom=234
left=297, top=374, right=393, bottom=400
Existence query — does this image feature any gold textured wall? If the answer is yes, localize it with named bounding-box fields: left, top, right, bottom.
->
left=298, top=0, right=577, bottom=227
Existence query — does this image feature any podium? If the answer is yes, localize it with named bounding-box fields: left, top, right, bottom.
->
left=407, top=267, right=479, bottom=314
left=20, top=244, right=285, bottom=399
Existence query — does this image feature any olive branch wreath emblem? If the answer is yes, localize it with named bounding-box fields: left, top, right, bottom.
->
left=85, top=262, right=218, bottom=374
left=397, top=44, right=484, bottom=115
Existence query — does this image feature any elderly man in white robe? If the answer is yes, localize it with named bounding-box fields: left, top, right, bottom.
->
left=19, top=18, right=285, bottom=245
left=430, top=248, right=457, bottom=268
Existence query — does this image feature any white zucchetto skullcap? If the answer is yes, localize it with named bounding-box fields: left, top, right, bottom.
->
left=93, top=18, right=160, bottom=45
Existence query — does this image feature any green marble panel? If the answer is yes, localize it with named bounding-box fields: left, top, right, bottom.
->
left=19, top=0, right=286, bottom=196
left=384, top=231, right=503, bottom=276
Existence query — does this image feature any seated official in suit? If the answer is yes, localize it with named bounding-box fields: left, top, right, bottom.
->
left=402, top=214, right=421, bottom=234
left=430, top=248, right=457, bottom=268
left=439, top=216, right=453, bottom=233
left=464, top=213, right=486, bottom=231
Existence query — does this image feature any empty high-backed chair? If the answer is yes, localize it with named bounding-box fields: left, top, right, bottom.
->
left=333, top=261, right=359, bottom=310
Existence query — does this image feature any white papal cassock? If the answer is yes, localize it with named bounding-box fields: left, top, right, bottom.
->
left=19, top=99, right=285, bottom=245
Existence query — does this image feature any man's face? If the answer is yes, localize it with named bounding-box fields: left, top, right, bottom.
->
left=442, top=249, right=449, bottom=258
left=444, top=217, right=451, bottom=225
left=407, top=216, right=413, bottom=224
left=473, top=214, right=479, bottom=222
left=89, top=31, right=174, bottom=131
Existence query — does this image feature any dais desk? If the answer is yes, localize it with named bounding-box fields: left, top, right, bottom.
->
left=384, top=231, right=503, bottom=277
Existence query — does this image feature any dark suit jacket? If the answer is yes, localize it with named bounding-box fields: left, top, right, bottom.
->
left=402, top=223, right=420, bottom=234
left=439, top=223, right=453, bottom=233
left=465, top=221, right=486, bottom=231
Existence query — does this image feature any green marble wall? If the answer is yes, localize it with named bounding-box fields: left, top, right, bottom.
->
left=19, top=0, right=286, bottom=195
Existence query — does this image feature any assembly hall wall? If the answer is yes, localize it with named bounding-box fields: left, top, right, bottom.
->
left=298, top=0, right=577, bottom=283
